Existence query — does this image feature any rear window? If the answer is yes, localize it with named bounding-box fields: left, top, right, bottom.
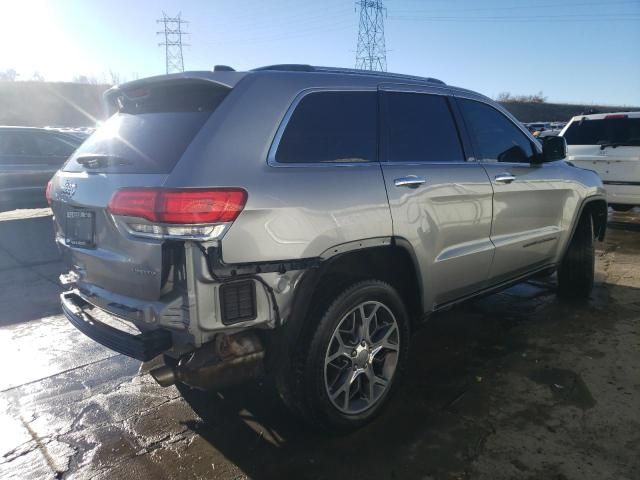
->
left=563, top=116, right=640, bottom=146
left=275, top=91, right=377, bottom=164
left=63, top=81, right=229, bottom=173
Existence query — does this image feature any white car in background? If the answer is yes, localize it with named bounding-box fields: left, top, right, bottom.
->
left=561, top=112, right=640, bottom=211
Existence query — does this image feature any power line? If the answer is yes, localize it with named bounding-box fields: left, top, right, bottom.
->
left=202, top=3, right=352, bottom=35
left=157, top=12, right=189, bottom=74
left=388, top=14, right=640, bottom=23
left=191, top=18, right=353, bottom=48
left=355, top=0, right=387, bottom=72
left=391, top=0, right=640, bottom=15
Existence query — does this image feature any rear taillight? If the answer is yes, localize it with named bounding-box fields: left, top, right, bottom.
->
left=45, top=179, right=53, bottom=205
left=107, top=188, right=247, bottom=240
left=605, top=114, right=628, bottom=119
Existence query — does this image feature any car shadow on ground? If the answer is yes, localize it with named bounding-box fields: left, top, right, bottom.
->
left=176, top=277, right=639, bottom=479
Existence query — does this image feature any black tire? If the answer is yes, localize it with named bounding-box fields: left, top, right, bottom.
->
left=281, top=280, right=410, bottom=433
left=557, top=214, right=594, bottom=300
left=611, top=204, right=634, bottom=212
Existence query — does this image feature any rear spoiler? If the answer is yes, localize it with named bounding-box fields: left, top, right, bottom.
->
left=103, top=71, right=246, bottom=116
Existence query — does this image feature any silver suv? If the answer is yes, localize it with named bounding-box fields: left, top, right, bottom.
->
left=49, top=65, right=607, bottom=431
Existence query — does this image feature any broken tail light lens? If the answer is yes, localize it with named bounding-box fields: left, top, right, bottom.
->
left=107, top=188, right=247, bottom=240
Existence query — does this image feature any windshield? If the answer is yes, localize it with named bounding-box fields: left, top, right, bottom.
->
left=563, top=117, right=640, bottom=146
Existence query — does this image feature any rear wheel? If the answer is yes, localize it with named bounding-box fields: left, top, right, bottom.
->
left=557, top=214, right=594, bottom=300
left=611, top=204, right=634, bottom=212
left=282, top=280, right=410, bottom=432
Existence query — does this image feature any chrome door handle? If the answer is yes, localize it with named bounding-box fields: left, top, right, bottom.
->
left=394, top=175, right=427, bottom=188
left=494, top=173, right=517, bottom=184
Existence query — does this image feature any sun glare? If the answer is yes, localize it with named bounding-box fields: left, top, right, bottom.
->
left=2, top=1, right=98, bottom=81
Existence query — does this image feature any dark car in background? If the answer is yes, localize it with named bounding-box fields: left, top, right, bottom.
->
left=0, top=126, right=83, bottom=210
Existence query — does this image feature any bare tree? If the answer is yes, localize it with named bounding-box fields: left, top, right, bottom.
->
left=108, top=69, right=121, bottom=85
left=31, top=71, right=45, bottom=82
left=0, top=69, right=19, bottom=81
left=496, top=91, right=547, bottom=104
left=73, top=75, right=98, bottom=85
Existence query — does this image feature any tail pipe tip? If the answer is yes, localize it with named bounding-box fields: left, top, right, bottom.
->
left=150, top=365, right=177, bottom=387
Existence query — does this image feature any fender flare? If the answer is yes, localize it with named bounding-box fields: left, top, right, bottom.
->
left=267, top=235, right=424, bottom=383
left=283, top=236, right=423, bottom=336
left=560, top=195, right=607, bottom=262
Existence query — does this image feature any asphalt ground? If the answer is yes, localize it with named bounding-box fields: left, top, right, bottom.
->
left=0, top=207, right=639, bottom=480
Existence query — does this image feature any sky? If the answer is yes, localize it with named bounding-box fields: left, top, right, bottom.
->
left=1, top=0, right=639, bottom=105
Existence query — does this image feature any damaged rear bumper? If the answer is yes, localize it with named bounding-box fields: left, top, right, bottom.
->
left=59, top=242, right=318, bottom=389
left=61, top=290, right=172, bottom=361
left=62, top=289, right=268, bottom=390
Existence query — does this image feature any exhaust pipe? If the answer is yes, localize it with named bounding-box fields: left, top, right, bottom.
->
left=150, top=332, right=265, bottom=390
left=149, top=365, right=177, bottom=387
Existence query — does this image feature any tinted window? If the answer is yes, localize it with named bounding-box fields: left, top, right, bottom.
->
left=275, top=91, right=377, bottom=163
left=33, top=134, right=78, bottom=157
left=459, top=99, right=536, bottom=163
left=563, top=117, right=640, bottom=146
left=64, top=82, right=229, bottom=173
left=382, top=92, right=464, bottom=163
left=0, top=132, right=39, bottom=157
left=0, top=133, right=25, bottom=156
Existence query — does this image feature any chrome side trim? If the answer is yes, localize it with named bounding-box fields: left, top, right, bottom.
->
left=377, top=82, right=450, bottom=95
left=378, top=161, right=474, bottom=166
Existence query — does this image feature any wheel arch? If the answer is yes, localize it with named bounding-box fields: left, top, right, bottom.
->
left=285, top=238, right=424, bottom=337
left=561, top=196, right=607, bottom=263
left=268, top=238, right=423, bottom=401
left=581, top=196, right=608, bottom=241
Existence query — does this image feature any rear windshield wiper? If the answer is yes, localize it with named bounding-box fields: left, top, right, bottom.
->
left=75, top=155, right=133, bottom=168
left=599, top=142, right=625, bottom=150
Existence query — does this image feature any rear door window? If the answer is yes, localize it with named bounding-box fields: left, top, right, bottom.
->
left=458, top=98, right=536, bottom=163
left=0, top=133, right=26, bottom=157
left=0, top=132, right=40, bottom=159
left=381, top=91, right=464, bottom=163
left=275, top=91, right=377, bottom=164
left=63, top=81, right=229, bottom=173
left=563, top=117, right=640, bottom=146
left=33, top=134, right=78, bottom=157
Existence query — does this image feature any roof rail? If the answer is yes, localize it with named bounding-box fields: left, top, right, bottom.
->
left=252, top=64, right=445, bottom=85
left=252, top=64, right=315, bottom=72
left=313, top=66, right=446, bottom=85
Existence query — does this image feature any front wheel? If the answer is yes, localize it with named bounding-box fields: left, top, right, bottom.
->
left=557, top=214, right=595, bottom=300
left=284, top=280, right=410, bottom=432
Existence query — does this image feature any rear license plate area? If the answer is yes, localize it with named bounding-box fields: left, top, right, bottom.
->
left=65, top=210, right=95, bottom=248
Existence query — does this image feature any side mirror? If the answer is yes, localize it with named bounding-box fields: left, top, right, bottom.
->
left=541, top=135, right=567, bottom=162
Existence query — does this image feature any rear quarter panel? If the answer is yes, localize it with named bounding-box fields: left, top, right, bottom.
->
left=165, top=73, right=393, bottom=263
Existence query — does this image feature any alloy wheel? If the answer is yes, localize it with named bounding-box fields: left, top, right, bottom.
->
left=323, top=300, right=400, bottom=414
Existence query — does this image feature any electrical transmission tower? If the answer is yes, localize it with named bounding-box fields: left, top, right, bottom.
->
left=355, top=0, right=387, bottom=72
left=157, top=12, right=189, bottom=74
